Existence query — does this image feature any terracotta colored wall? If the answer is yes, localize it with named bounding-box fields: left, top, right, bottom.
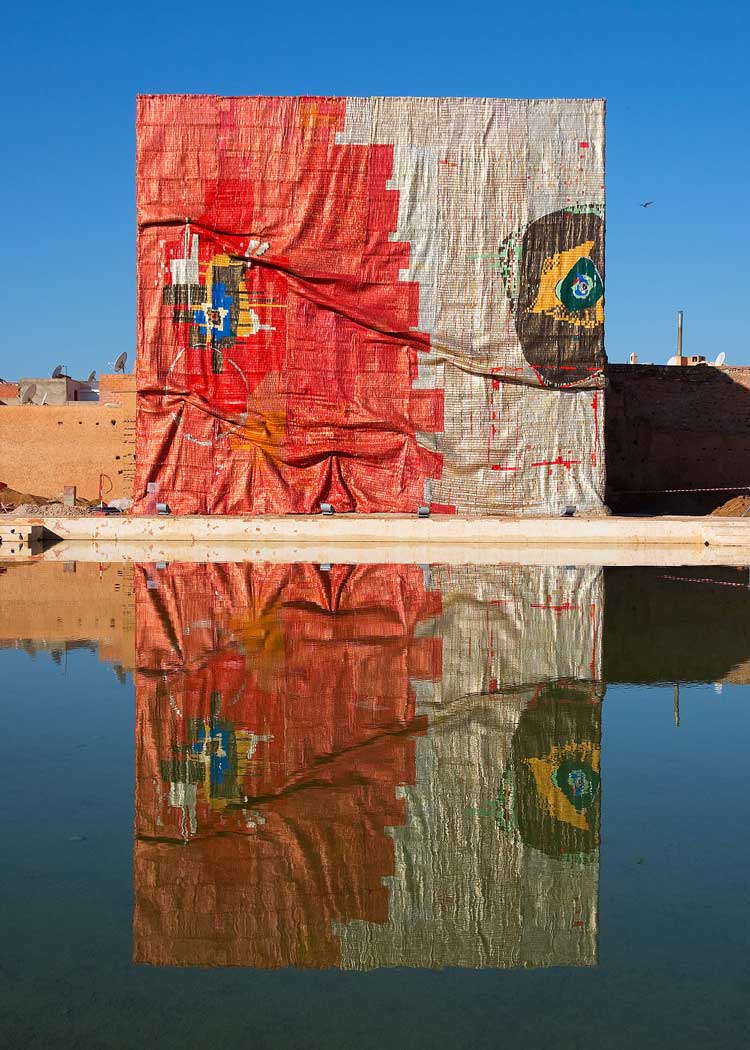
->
left=0, top=374, right=136, bottom=501
left=606, top=364, right=750, bottom=513
left=99, top=372, right=136, bottom=408
left=3, top=365, right=750, bottom=512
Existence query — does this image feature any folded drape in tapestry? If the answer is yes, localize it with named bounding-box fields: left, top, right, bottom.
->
left=134, top=96, right=606, bottom=515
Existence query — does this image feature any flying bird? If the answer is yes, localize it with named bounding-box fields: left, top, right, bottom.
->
left=640, top=201, right=654, bottom=208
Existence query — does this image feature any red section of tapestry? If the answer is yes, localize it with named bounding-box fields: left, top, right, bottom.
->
left=135, top=96, right=443, bottom=514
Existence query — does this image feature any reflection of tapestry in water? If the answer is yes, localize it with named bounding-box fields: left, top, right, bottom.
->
left=134, top=562, right=602, bottom=969
left=134, top=563, right=436, bottom=967
left=335, top=565, right=602, bottom=969
left=135, top=97, right=605, bottom=516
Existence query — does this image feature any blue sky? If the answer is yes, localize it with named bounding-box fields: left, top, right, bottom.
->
left=0, top=0, right=746, bottom=379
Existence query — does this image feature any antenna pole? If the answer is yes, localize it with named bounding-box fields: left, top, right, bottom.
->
left=676, top=310, right=684, bottom=364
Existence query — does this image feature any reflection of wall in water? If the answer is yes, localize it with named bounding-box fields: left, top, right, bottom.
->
left=0, top=560, right=135, bottom=671
left=335, top=566, right=602, bottom=969
left=604, top=566, right=750, bottom=684
left=132, top=563, right=601, bottom=969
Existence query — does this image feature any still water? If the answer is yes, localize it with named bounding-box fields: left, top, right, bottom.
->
left=1, top=560, right=749, bottom=1049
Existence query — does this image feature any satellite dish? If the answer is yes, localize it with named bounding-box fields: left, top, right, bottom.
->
left=51, top=364, right=63, bottom=379
left=114, top=352, right=127, bottom=374
left=86, top=370, right=97, bottom=383
left=715, top=352, right=726, bottom=367
left=666, top=356, right=679, bottom=366
left=21, top=383, right=37, bottom=405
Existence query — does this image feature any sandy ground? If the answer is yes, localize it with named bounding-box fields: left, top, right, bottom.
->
left=3, top=502, right=89, bottom=518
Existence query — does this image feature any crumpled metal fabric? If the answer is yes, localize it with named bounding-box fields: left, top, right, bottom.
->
left=134, top=96, right=606, bottom=515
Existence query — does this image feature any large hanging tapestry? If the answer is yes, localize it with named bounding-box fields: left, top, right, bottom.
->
left=134, top=97, right=606, bottom=515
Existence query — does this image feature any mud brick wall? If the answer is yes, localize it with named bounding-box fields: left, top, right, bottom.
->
left=0, top=374, right=136, bottom=502
left=606, top=365, right=750, bottom=513
left=3, top=365, right=750, bottom=513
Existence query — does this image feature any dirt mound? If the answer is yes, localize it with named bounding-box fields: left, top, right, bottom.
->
left=0, top=484, right=48, bottom=511
left=711, top=495, right=750, bottom=517
left=1, top=481, right=98, bottom=515
left=5, top=502, right=89, bottom=518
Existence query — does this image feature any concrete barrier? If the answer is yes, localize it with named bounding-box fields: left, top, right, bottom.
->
left=7, top=514, right=750, bottom=566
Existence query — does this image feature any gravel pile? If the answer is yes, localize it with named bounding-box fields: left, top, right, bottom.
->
left=0, top=485, right=47, bottom=511
left=5, top=502, right=89, bottom=518
left=711, top=495, right=750, bottom=517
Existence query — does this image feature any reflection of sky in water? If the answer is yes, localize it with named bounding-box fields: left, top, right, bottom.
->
left=0, top=562, right=749, bottom=1049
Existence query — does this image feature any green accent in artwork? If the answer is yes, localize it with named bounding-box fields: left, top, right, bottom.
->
left=555, top=256, right=604, bottom=313
left=494, top=765, right=518, bottom=836
left=565, top=203, right=605, bottom=218
left=552, top=757, right=600, bottom=812
left=497, top=232, right=523, bottom=304
left=557, top=850, right=599, bottom=865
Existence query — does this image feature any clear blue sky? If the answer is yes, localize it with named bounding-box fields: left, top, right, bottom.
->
left=1, top=0, right=746, bottom=379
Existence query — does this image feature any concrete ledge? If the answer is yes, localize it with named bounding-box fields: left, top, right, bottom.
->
left=5, top=514, right=750, bottom=565
left=13, top=513, right=750, bottom=545
left=38, top=539, right=750, bottom=566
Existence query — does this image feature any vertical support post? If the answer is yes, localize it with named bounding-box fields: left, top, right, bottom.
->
left=99, top=473, right=112, bottom=507
left=673, top=682, right=680, bottom=727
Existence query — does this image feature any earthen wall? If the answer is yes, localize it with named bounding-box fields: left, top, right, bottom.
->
left=0, top=374, right=136, bottom=501
left=606, top=365, right=750, bottom=513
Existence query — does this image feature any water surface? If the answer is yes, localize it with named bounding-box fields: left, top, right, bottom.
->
left=1, top=561, right=748, bottom=1048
